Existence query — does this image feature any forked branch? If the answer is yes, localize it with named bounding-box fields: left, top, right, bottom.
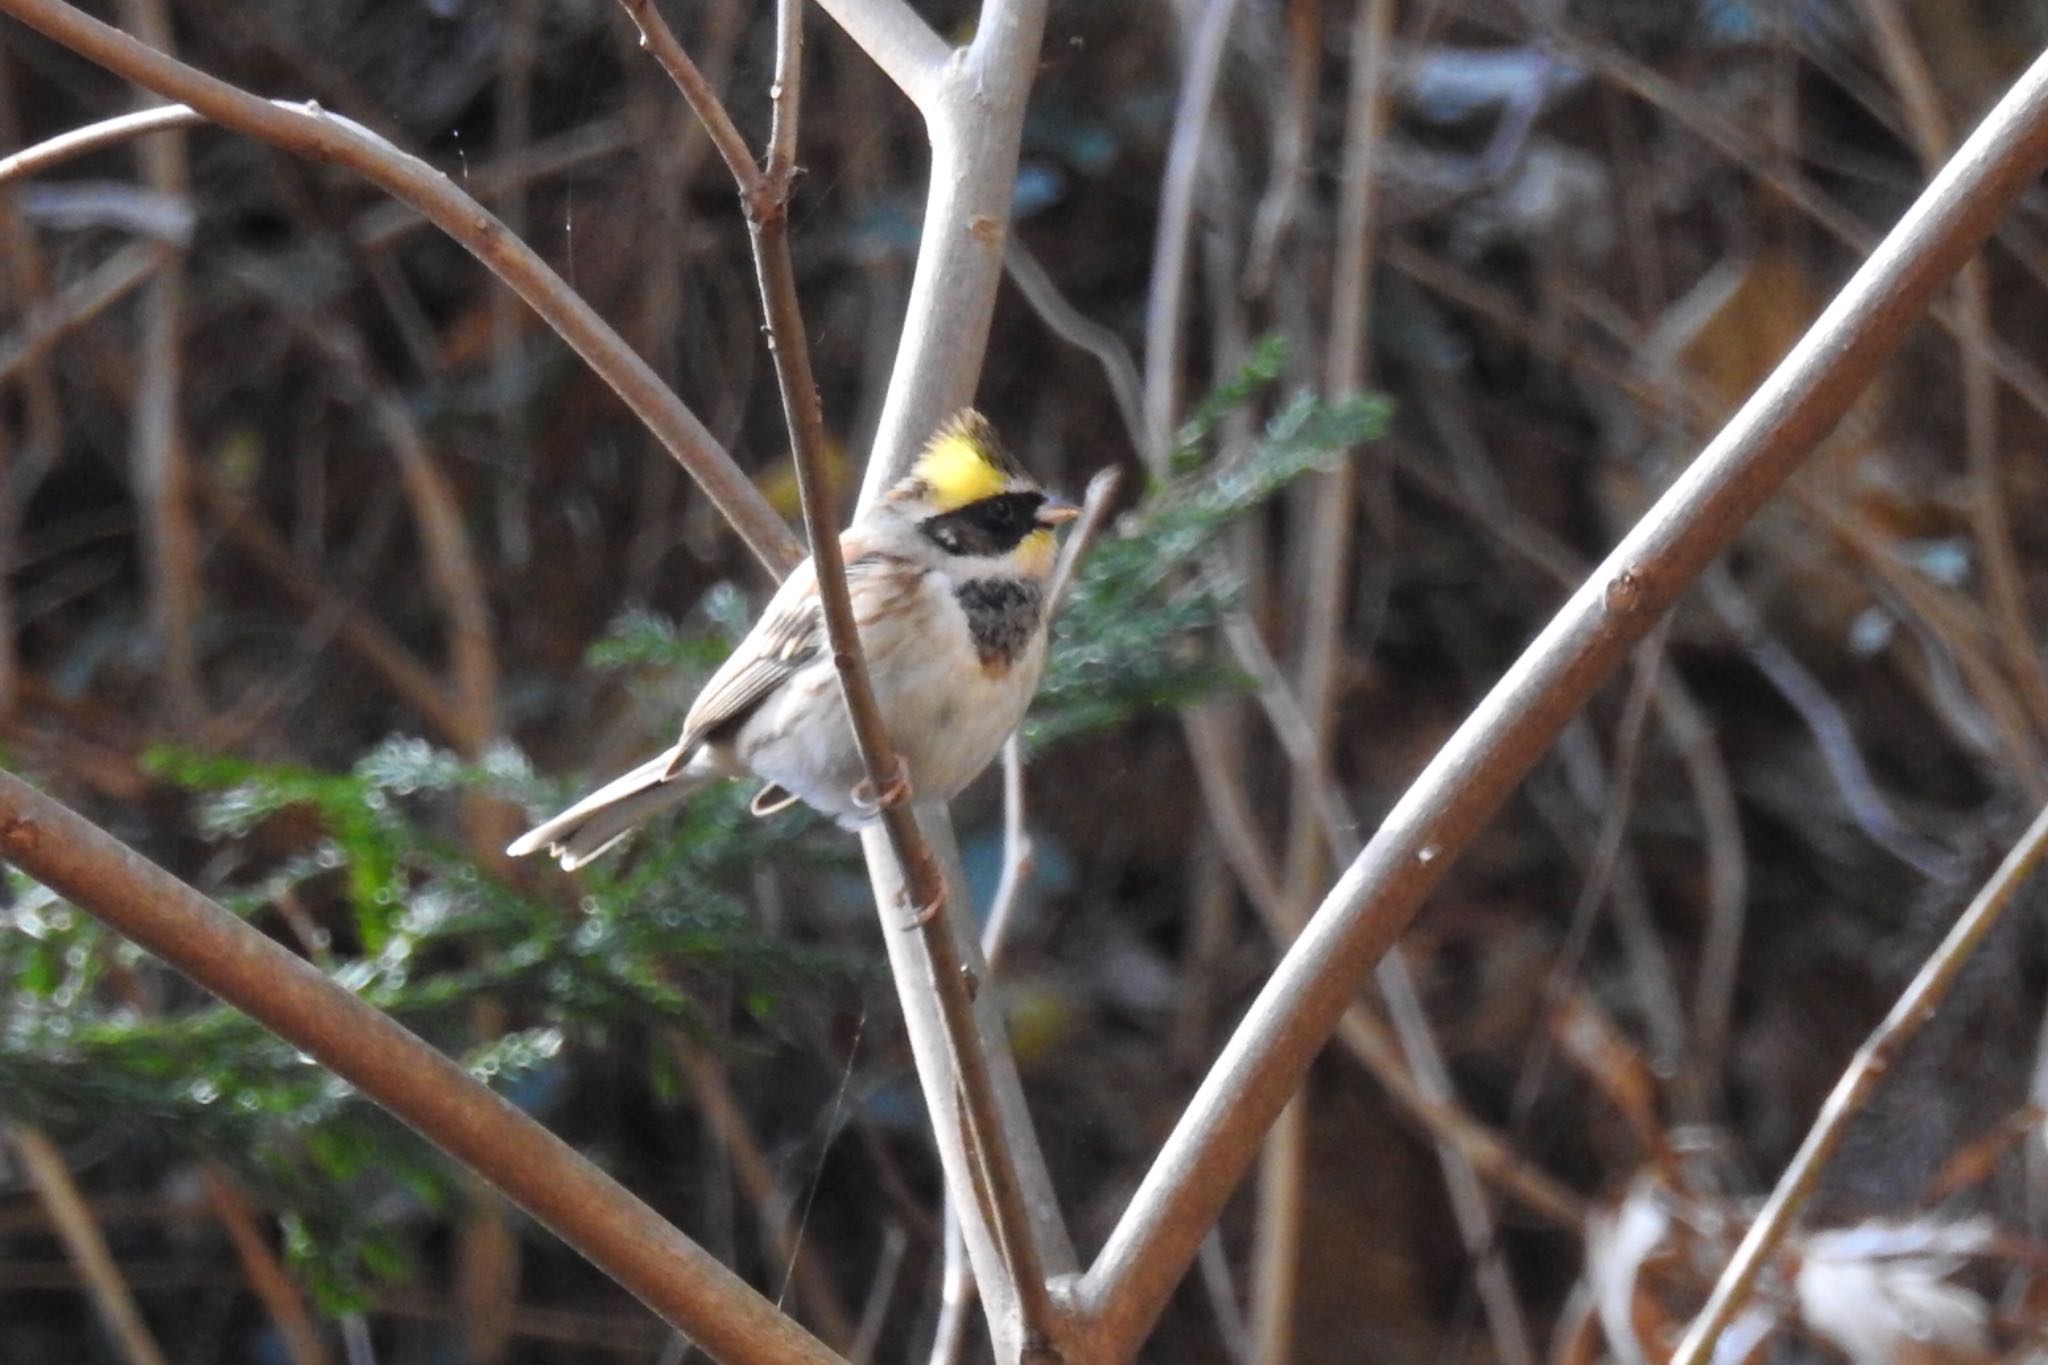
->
left=617, top=0, right=1063, bottom=1354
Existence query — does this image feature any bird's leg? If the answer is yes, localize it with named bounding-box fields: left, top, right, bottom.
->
left=900, top=884, right=946, bottom=931
left=851, top=755, right=913, bottom=812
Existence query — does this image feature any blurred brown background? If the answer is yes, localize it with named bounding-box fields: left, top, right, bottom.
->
left=7, top=0, right=2048, bottom=1361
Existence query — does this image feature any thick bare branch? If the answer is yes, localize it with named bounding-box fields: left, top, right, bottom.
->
left=1080, top=40, right=2048, bottom=1356
left=809, top=0, right=948, bottom=112
left=0, top=773, right=844, bottom=1365
left=617, top=0, right=1069, bottom=1350
left=846, top=0, right=1051, bottom=498
left=739, top=8, right=1061, bottom=1353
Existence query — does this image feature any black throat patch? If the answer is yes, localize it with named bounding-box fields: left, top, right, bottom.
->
left=953, top=578, right=1044, bottom=670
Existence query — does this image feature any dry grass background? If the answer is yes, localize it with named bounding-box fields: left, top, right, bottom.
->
left=7, top=0, right=2048, bottom=1361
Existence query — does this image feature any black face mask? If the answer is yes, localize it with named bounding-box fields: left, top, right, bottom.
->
left=919, top=491, right=1047, bottom=557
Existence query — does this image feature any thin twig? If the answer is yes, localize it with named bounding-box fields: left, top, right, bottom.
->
left=983, top=463, right=1124, bottom=970
left=113, top=0, right=201, bottom=726
left=1506, top=634, right=1678, bottom=1130
left=1218, top=609, right=1540, bottom=1363
left=1672, top=799, right=2048, bottom=1363
left=615, top=0, right=757, bottom=192
left=1702, top=566, right=1958, bottom=879
left=925, top=1207, right=976, bottom=1365
left=192, top=471, right=469, bottom=746
left=0, top=773, right=845, bottom=1365
left=1002, top=241, right=1146, bottom=458
left=1853, top=0, right=2048, bottom=745
left=0, top=5, right=804, bottom=576
left=1187, top=617, right=1585, bottom=1232
left=671, top=1036, right=858, bottom=1348
left=624, top=0, right=1063, bottom=1350
left=237, top=287, right=499, bottom=758
left=1140, top=0, right=1244, bottom=461
left=200, top=1166, right=334, bottom=1365
left=982, top=733, right=1033, bottom=977
left=1790, top=486, right=2048, bottom=792
left=1241, top=0, right=1319, bottom=296
left=847, top=1223, right=907, bottom=1365
left=1247, top=1093, right=1306, bottom=1365
left=0, top=102, right=203, bottom=181
left=0, top=238, right=179, bottom=386
left=1046, top=468, right=1123, bottom=614
left=1080, top=43, right=2048, bottom=1355
left=8, top=1124, right=171, bottom=1365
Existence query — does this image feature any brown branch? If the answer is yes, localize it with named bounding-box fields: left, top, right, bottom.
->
left=0, top=0, right=803, bottom=578
left=114, top=0, right=201, bottom=726
left=670, top=1036, right=858, bottom=1348
left=615, top=0, right=757, bottom=193
left=199, top=1166, right=333, bottom=1365
left=748, top=69, right=1062, bottom=1365
left=1178, top=633, right=1585, bottom=1232
left=1672, top=799, right=2048, bottom=1362
left=1080, top=40, right=2048, bottom=1356
left=0, top=774, right=845, bottom=1365
left=0, top=238, right=178, bottom=385
left=7, top=1124, right=171, bottom=1365
left=619, top=0, right=1063, bottom=1352
left=1853, top=0, right=2048, bottom=746
left=192, top=471, right=471, bottom=747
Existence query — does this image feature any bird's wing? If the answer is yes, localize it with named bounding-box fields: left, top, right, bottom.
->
left=671, top=558, right=823, bottom=763
left=668, top=536, right=924, bottom=771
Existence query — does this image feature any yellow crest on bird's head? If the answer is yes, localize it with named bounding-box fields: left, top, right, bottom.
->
left=896, top=409, right=1025, bottom=511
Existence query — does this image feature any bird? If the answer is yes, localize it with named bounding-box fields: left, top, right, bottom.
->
left=508, top=410, right=1079, bottom=870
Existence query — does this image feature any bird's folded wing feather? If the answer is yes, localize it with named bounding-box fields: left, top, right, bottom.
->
left=673, top=559, right=823, bottom=760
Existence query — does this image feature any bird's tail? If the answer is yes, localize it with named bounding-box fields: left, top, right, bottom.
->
left=506, top=745, right=719, bottom=870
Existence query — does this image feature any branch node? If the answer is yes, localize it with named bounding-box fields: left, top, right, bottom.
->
left=1604, top=567, right=1649, bottom=615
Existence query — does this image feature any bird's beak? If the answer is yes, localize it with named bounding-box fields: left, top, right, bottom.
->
left=1036, top=497, right=1081, bottom=527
